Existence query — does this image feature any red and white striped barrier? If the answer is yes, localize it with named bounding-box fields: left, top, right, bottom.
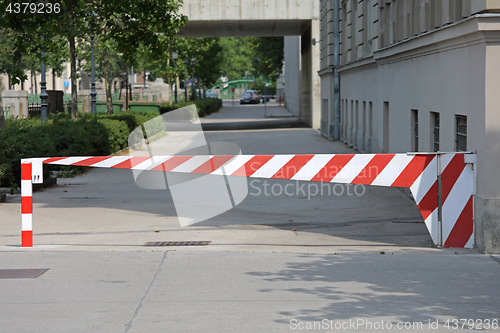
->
left=21, top=152, right=475, bottom=248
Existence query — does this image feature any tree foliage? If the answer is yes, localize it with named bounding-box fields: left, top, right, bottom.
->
left=0, top=0, right=187, bottom=116
left=247, top=37, right=284, bottom=81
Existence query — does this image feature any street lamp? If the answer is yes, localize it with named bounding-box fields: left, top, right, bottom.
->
left=40, top=35, right=48, bottom=121
left=172, top=50, right=178, bottom=104
left=90, top=34, right=96, bottom=114
left=191, top=58, right=195, bottom=101
left=183, top=59, right=188, bottom=101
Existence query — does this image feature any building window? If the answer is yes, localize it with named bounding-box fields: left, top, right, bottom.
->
left=362, top=101, right=366, bottom=135
left=431, top=112, right=440, bottom=152
left=368, top=102, right=373, bottom=137
left=456, top=115, right=467, bottom=151
left=383, top=102, right=389, bottom=152
left=411, top=110, right=418, bottom=152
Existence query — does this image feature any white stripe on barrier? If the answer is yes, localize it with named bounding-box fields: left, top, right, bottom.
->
left=171, top=156, right=209, bottom=173
left=250, top=155, right=294, bottom=178
left=21, top=180, right=32, bottom=197
left=291, top=155, right=335, bottom=181
left=372, top=155, right=411, bottom=186
left=330, top=154, right=374, bottom=184
left=409, top=157, right=437, bottom=204
left=22, top=214, right=32, bottom=231
left=212, top=155, right=254, bottom=176
left=442, top=167, right=474, bottom=243
left=91, top=156, right=130, bottom=168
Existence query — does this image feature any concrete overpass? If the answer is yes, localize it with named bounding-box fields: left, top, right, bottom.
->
left=178, top=0, right=320, bottom=128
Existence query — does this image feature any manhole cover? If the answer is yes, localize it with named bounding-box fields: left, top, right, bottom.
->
left=62, top=197, right=104, bottom=200
left=145, top=241, right=211, bottom=247
left=0, top=269, right=49, bottom=279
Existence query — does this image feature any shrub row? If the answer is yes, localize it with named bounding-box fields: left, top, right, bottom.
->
left=0, top=111, right=160, bottom=191
left=159, top=98, right=223, bottom=117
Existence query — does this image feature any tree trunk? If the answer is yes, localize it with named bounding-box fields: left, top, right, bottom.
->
left=103, top=46, right=113, bottom=114
left=69, top=36, right=78, bottom=119
left=0, top=75, right=5, bottom=130
left=8, top=74, right=11, bottom=90
left=124, top=69, right=129, bottom=112
left=52, top=68, right=56, bottom=90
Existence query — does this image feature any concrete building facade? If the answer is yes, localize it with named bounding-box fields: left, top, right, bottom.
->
left=319, top=0, right=500, bottom=253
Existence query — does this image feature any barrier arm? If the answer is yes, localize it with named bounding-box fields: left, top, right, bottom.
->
left=21, top=152, right=475, bottom=248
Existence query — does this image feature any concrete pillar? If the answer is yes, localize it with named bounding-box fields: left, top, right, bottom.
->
left=1, top=90, right=28, bottom=118
left=79, top=90, right=91, bottom=113
left=300, top=20, right=321, bottom=129
left=284, top=36, right=301, bottom=117
left=475, top=42, right=500, bottom=253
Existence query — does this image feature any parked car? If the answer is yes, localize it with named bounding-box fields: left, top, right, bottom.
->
left=206, top=91, right=218, bottom=98
left=240, top=92, right=259, bottom=104
left=245, top=90, right=260, bottom=104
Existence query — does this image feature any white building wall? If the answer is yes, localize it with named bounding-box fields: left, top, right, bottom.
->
left=284, top=36, right=301, bottom=117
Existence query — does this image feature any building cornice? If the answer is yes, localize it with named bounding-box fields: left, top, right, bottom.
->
left=337, top=56, right=377, bottom=75
left=318, top=66, right=334, bottom=76
left=374, top=14, right=500, bottom=66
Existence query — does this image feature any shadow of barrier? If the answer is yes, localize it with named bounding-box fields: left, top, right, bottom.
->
left=20, top=152, right=475, bottom=248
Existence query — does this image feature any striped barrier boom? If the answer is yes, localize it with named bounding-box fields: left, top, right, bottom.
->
left=21, top=152, right=475, bottom=248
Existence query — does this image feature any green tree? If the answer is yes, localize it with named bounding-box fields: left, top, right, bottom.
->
left=219, top=38, right=254, bottom=80
left=0, top=0, right=186, bottom=117
left=247, top=37, right=284, bottom=81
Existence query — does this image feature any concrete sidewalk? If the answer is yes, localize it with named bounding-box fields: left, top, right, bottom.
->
left=0, top=103, right=499, bottom=332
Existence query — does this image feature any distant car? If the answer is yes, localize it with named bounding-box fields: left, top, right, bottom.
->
left=240, top=92, right=259, bottom=104
left=245, top=90, right=260, bottom=104
left=206, top=92, right=218, bottom=98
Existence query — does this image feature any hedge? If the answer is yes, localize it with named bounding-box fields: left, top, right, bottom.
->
left=0, top=111, right=160, bottom=191
left=160, top=98, right=223, bottom=117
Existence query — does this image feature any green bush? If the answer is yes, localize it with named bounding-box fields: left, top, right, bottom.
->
left=194, top=98, right=223, bottom=117
left=159, top=101, right=194, bottom=114
left=160, top=98, right=222, bottom=117
left=0, top=111, right=158, bottom=191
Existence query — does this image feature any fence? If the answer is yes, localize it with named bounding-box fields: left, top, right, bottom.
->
left=28, top=103, right=41, bottom=117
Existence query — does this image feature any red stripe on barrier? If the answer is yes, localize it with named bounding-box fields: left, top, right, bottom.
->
left=441, top=154, right=466, bottom=204
left=22, top=231, right=33, bottom=247
left=231, top=155, right=274, bottom=177
left=444, top=196, right=474, bottom=248
left=21, top=163, right=32, bottom=181
left=271, top=155, right=314, bottom=179
left=151, top=156, right=193, bottom=171
left=21, top=197, right=33, bottom=214
left=192, top=155, right=235, bottom=174
left=71, top=156, right=113, bottom=167
left=417, top=181, right=438, bottom=220
left=351, top=154, right=395, bottom=185
left=43, top=157, right=67, bottom=164
left=110, top=156, right=151, bottom=169
left=391, top=155, right=435, bottom=187
left=310, top=154, right=354, bottom=182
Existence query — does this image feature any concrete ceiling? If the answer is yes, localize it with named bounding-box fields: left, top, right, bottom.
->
left=178, top=19, right=312, bottom=37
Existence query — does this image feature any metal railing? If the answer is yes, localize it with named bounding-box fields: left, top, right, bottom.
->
left=28, top=103, right=41, bottom=117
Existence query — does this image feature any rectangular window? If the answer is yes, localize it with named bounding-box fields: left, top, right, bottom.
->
left=411, top=109, right=418, bottom=152
left=368, top=102, right=373, bottom=137
left=362, top=101, right=367, bottom=135
left=383, top=102, right=389, bottom=152
left=456, top=115, right=467, bottom=151
left=431, top=112, right=440, bottom=152
left=321, top=99, right=329, bottom=136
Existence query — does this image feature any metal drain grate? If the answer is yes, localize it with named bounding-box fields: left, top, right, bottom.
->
left=145, top=241, right=211, bottom=247
left=0, top=269, right=49, bottom=279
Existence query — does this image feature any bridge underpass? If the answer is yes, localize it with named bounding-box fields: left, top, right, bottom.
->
left=178, top=0, right=321, bottom=129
